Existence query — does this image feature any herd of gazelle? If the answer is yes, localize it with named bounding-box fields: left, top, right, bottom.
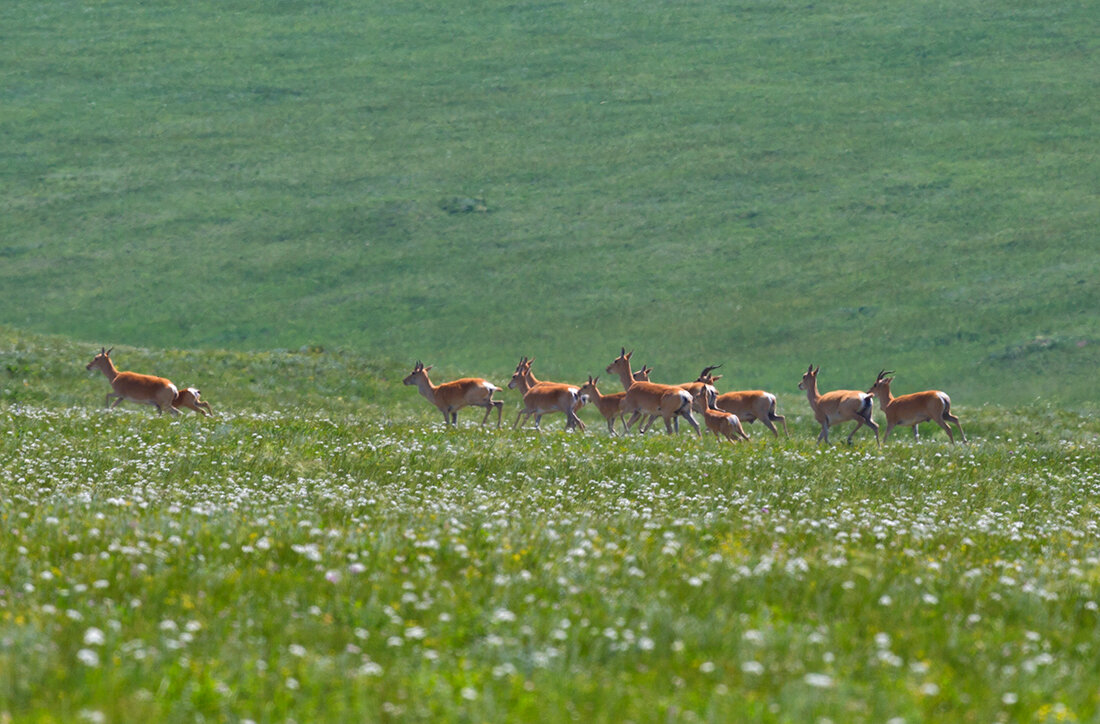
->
left=402, top=349, right=967, bottom=444
left=83, top=347, right=966, bottom=444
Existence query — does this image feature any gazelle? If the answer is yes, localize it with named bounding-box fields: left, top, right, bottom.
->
left=691, top=387, right=749, bottom=442
left=867, top=370, right=967, bottom=443
left=606, top=348, right=701, bottom=436
left=173, top=387, right=213, bottom=416
left=645, top=364, right=723, bottom=434
left=698, top=367, right=788, bottom=438
left=798, top=365, right=879, bottom=445
left=403, top=361, right=504, bottom=427
left=509, top=357, right=586, bottom=414
left=86, top=347, right=180, bottom=415
left=576, top=369, right=652, bottom=435
left=508, top=358, right=585, bottom=431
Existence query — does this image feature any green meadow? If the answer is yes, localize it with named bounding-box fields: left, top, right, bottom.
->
left=1, top=0, right=1097, bottom=405
left=2, top=0, right=1100, bottom=720
left=4, top=330, right=1100, bottom=723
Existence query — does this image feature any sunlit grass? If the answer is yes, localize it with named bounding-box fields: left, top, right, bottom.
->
left=3, top=398, right=1098, bottom=722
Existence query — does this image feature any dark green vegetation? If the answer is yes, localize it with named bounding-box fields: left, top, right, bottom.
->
left=2, top=0, right=1098, bottom=407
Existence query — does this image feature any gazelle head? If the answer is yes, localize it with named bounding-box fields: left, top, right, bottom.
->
left=508, top=357, right=533, bottom=390
left=798, top=364, right=820, bottom=391
left=578, top=375, right=600, bottom=397
left=403, top=360, right=432, bottom=386
left=606, top=347, right=633, bottom=377
left=868, top=369, right=895, bottom=394
left=690, top=385, right=718, bottom=411
left=86, top=347, right=114, bottom=372
left=633, top=365, right=653, bottom=382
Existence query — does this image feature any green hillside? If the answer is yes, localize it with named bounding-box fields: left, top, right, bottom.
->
left=2, top=0, right=1097, bottom=407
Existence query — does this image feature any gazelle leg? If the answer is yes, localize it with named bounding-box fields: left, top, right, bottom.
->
left=944, top=412, right=967, bottom=443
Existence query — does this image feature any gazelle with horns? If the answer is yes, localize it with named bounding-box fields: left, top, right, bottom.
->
left=403, top=361, right=504, bottom=427
left=606, top=348, right=701, bottom=436
left=867, top=370, right=967, bottom=443
left=507, top=357, right=585, bottom=431
left=798, top=364, right=879, bottom=445
left=86, top=347, right=180, bottom=415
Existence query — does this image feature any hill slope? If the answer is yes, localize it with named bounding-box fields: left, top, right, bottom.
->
left=2, top=0, right=1097, bottom=406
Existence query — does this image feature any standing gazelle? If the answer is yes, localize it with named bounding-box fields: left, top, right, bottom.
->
left=86, top=347, right=180, bottom=415
left=403, top=361, right=504, bottom=427
left=798, top=365, right=879, bottom=445
left=507, top=357, right=585, bottom=431
left=576, top=368, right=652, bottom=435
left=867, top=370, right=967, bottom=444
left=606, top=348, right=701, bottom=436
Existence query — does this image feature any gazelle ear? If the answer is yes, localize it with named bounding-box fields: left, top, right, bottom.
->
left=106, top=347, right=113, bottom=356
left=712, top=374, right=723, bottom=382
left=813, top=365, right=820, bottom=375
left=423, top=365, right=433, bottom=372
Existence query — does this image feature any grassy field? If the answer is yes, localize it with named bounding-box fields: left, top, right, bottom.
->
left=2, top=0, right=1098, bottom=406
left=2, top=0, right=1099, bottom=718
left=3, top=331, right=1100, bottom=722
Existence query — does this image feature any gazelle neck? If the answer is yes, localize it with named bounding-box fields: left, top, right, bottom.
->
left=804, top=378, right=821, bottom=409
left=875, top=384, right=895, bottom=408
left=97, top=358, right=120, bottom=382
left=518, top=373, right=537, bottom=394
left=412, top=373, right=438, bottom=403
left=613, top=362, right=635, bottom=391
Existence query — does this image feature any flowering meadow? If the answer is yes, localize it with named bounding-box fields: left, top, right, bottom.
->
left=2, top=400, right=1099, bottom=722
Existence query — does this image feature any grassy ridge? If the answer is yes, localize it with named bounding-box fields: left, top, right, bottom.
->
left=2, top=0, right=1098, bottom=406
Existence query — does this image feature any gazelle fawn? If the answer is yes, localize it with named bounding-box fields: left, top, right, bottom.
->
left=698, top=366, right=788, bottom=438
left=690, top=387, right=749, bottom=443
left=173, top=387, right=213, bottom=416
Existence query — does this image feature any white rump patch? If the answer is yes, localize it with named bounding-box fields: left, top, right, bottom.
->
left=937, top=391, right=950, bottom=406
